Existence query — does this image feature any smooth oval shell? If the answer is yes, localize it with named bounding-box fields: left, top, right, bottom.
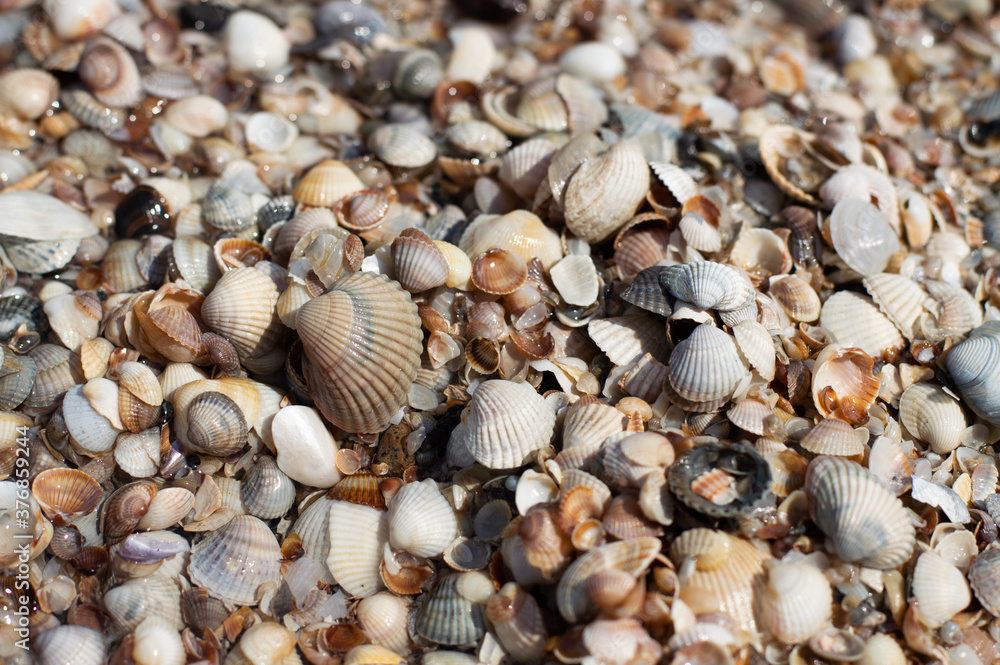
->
left=805, top=456, right=915, bottom=569
left=910, top=550, right=970, bottom=628
left=188, top=514, right=281, bottom=607
left=297, top=271, right=422, bottom=434
left=898, top=382, right=966, bottom=454
left=370, top=124, right=437, bottom=168
left=272, top=405, right=342, bottom=488
left=827, top=198, right=900, bottom=276
left=454, top=379, right=556, bottom=469
left=35, top=625, right=107, bottom=665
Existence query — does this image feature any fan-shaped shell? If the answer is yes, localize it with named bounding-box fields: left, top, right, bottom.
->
left=459, top=209, right=562, bottom=269
left=587, top=315, right=667, bottom=367
left=799, top=418, right=864, bottom=456
left=499, top=137, right=557, bottom=200
left=805, top=456, right=915, bottom=569
left=455, top=379, right=556, bottom=469
left=388, top=479, right=457, bottom=558
left=556, top=538, right=660, bottom=623
left=968, top=548, right=1000, bottom=618
left=241, top=456, right=296, bottom=519
left=35, top=625, right=107, bottom=665
left=105, top=572, right=183, bottom=632
left=357, top=592, right=412, bottom=655
left=563, top=142, right=650, bottom=243
left=31, top=468, right=102, bottom=526
left=297, top=271, right=422, bottom=434
left=910, top=550, right=970, bottom=628
left=289, top=495, right=335, bottom=584
left=732, top=320, right=775, bottom=381
left=660, top=262, right=755, bottom=312
left=946, top=322, right=1000, bottom=424
left=619, top=266, right=672, bottom=316
left=415, top=572, right=491, bottom=647
left=472, top=248, right=527, bottom=295
left=201, top=267, right=282, bottom=360
left=188, top=514, right=281, bottom=607
left=391, top=228, right=449, bottom=293
left=898, top=382, right=966, bottom=454
left=760, top=560, right=832, bottom=644
left=327, top=500, right=387, bottom=597
left=862, top=272, right=926, bottom=341
left=487, top=582, right=547, bottom=663
left=668, top=324, right=747, bottom=403
left=370, top=124, right=437, bottom=168
left=820, top=291, right=905, bottom=361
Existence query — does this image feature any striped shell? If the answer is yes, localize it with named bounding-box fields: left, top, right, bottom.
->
left=201, top=267, right=282, bottom=360
left=556, top=538, right=660, bottom=623
left=805, top=456, right=915, bottom=569
left=862, top=272, right=926, bottom=341
left=968, top=548, right=1000, bottom=618
left=454, top=379, right=556, bottom=469
left=910, top=550, right=970, bottom=628
left=667, top=324, right=747, bottom=403
left=946, top=322, right=1000, bottom=424
left=760, top=560, right=832, bottom=644
left=297, top=271, right=422, bottom=434
left=563, top=142, right=650, bottom=243
left=821, top=291, right=905, bottom=361
left=898, top=382, right=966, bottom=454
left=388, top=479, right=457, bottom=558
left=659, top=262, right=755, bottom=312
left=369, top=124, right=437, bottom=168
left=188, top=514, right=281, bottom=607
left=327, top=500, right=387, bottom=597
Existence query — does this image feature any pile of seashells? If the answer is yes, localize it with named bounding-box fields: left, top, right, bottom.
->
left=11, top=0, right=1000, bottom=663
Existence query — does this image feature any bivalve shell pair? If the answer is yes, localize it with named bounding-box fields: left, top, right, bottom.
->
left=188, top=514, right=281, bottom=607
left=805, top=456, right=914, bottom=569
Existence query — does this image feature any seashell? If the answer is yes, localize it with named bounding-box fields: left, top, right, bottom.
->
left=612, top=214, right=671, bottom=279
left=105, top=572, right=183, bottom=633
left=563, top=142, right=649, bottom=243
left=170, top=236, right=220, bottom=294
left=769, top=275, right=820, bottom=322
left=726, top=398, right=773, bottom=436
left=357, top=592, right=412, bottom=655
left=821, top=164, right=900, bottom=235
left=0, top=69, right=58, bottom=121
left=391, top=228, right=449, bottom=293
left=388, top=479, right=457, bottom=558
left=472, top=248, right=527, bottom=295
left=487, top=583, right=547, bottom=663
left=862, top=272, right=926, bottom=341
left=910, top=550, right=970, bottom=628
left=799, top=418, right=864, bottom=457
left=99, top=480, right=157, bottom=546
left=474, top=500, right=513, bottom=543
left=201, top=267, right=282, bottom=360
left=659, top=262, right=755, bottom=312
left=132, top=617, right=185, bottom=665
left=758, top=125, right=832, bottom=204
left=454, top=379, right=555, bottom=469
left=550, top=255, right=599, bottom=307
left=415, top=572, right=491, bottom=647
left=668, top=442, right=771, bottom=518
left=820, top=292, right=905, bottom=361
left=32, top=468, right=101, bottom=526
left=859, top=633, right=907, bottom=665
left=946, top=322, right=1000, bottom=424
left=43, top=290, right=101, bottom=353
left=227, top=621, right=298, bottom=665
left=201, top=185, right=256, bottom=233
left=293, top=159, right=365, bottom=207
left=179, top=390, right=248, bottom=456
left=732, top=320, right=775, bottom=381
left=911, top=477, right=970, bottom=524
left=289, top=495, right=335, bottom=585
left=460, top=209, right=562, bottom=270
left=337, top=189, right=392, bottom=232
left=60, top=88, right=127, bottom=135
left=328, top=500, right=388, bottom=597
left=136, top=487, right=194, bottom=531
left=826, top=199, right=900, bottom=276
left=328, top=469, right=386, bottom=510
left=297, top=271, right=422, bottom=434
left=393, top=48, right=442, bottom=99
left=898, top=382, right=965, bottom=454
left=619, top=266, right=672, bottom=317
left=667, top=324, right=747, bottom=403
left=63, top=383, right=120, bottom=453
left=272, top=405, right=342, bottom=488
left=241, top=456, right=296, bottom=519
left=587, top=315, right=668, bottom=367
left=922, top=280, right=983, bottom=341
left=79, top=37, right=142, bottom=108
left=499, top=137, right=557, bottom=200
left=115, top=429, right=162, bottom=478
left=805, top=456, right=915, bottom=569
left=968, top=549, right=1000, bottom=618
left=448, top=120, right=508, bottom=157
left=188, top=514, right=280, bottom=607
left=810, top=345, right=881, bottom=422
left=760, top=559, right=832, bottom=644
left=370, top=124, right=437, bottom=168
left=35, top=625, right=107, bottom=665
left=25, top=344, right=81, bottom=413
left=443, top=537, right=490, bottom=571
left=556, top=538, right=660, bottom=623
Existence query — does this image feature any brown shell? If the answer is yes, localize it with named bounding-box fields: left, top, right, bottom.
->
left=472, top=248, right=528, bottom=295
left=326, top=470, right=387, bottom=510
left=297, top=271, right=422, bottom=434
left=391, top=228, right=450, bottom=293
left=32, top=468, right=102, bottom=526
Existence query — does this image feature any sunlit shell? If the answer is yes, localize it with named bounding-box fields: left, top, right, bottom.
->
left=188, top=514, right=281, bottom=607
left=587, top=316, right=667, bottom=367
left=550, top=255, right=600, bottom=307
left=415, top=572, right=491, bottom=647
left=460, top=209, right=562, bottom=269
left=455, top=379, right=555, bottom=469
left=821, top=164, right=900, bottom=235
left=760, top=559, right=832, bottom=644
left=563, top=142, right=650, bottom=244
left=31, top=468, right=102, bottom=526
left=968, top=549, right=1000, bottom=618
left=391, top=228, right=449, bottom=293
left=370, top=123, right=437, bottom=168
left=297, top=271, right=422, bottom=434
left=289, top=495, right=335, bottom=584
left=826, top=199, right=900, bottom=276
left=805, top=456, right=915, bottom=569
left=388, top=479, right=457, bottom=558
left=898, top=382, right=966, bottom=454
left=487, top=582, right=548, bottom=663
left=910, top=550, right=970, bottom=628
left=293, top=159, right=365, bottom=207
left=201, top=267, right=282, bottom=360
left=612, top=214, right=670, bottom=279
left=862, top=272, right=926, bottom=341
left=660, top=262, right=755, bottom=312
left=820, top=292, right=905, bottom=361
left=105, top=572, right=183, bottom=633
left=769, top=275, right=820, bottom=322
left=498, top=137, right=557, bottom=199
left=357, top=592, right=412, bottom=655
left=35, top=625, right=107, bottom=665
left=810, top=345, right=881, bottom=422
left=448, top=119, right=508, bottom=157
left=556, top=538, right=660, bottom=623
left=472, top=248, right=528, bottom=295
left=732, top=320, right=775, bottom=381
left=241, top=456, right=296, bottom=520
left=63, top=383, right=119, bottom=453
left=799, top=417, right=864, bottom=456
left=946, top=322, right=1000, bottom=425
left=327, top=500, right=388, bottom=597
left=668, top=324, right=747, bottom=403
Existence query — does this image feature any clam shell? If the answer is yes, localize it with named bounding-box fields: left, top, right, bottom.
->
left=370, top=123, right=437, bottom=168
left=862, top=272, right=926, bottom=341
left=454, top=379, right=555, bottom=469
left=799, top=418, right=865, bottom=457
left=35, top=625, right=107, bottom=665
left=968, top=548, right=1000, bottom=618
left=471, top=248, right=527, bottom=295
left=587, top=315, right=668, bottom=367
left=556, top=538, right=660, bottom=623
left=460, top=209, right=562, bottom=269
left=272, top=405, right=342, bottom=488
left=564, top=142, right=649, bottom=243
left=289, top=495, right=335, bottom=584
left=357, top=592, right=412, bottom=655
left=910, top=550, right=970, bottom=628
left=327, top=500, right=388, bottom=597
left=114, top=429, right=162, bottom=478
left=732, top=320, right=775, bottom=381
left=241, top=456, right=296, bottom=519
left=293, top=159, right=365, bottom=207
left=898, top=382, right=965, bottom=454
left=769, top=275, right=820, bottom=322
left=612, top=214, right=671, bottom=279
left=388, top=479, right=457, bottom=558
left=448, top=119, right=508, bottom=157
left=561, top=401, right=627, bottom=453
left=486, top=583, right=547, bottom=663
left=668, top=324, right=747, bottom=403
left=136, top=486, right=194, bottom=531
left=170, top=236, right=220, bottom=294
left=659, top=262, right=755, bottom=312
left=63, top=383, right=120, bottom=453
left=760, top=559, right=832, bottom=644
left=79, top=36, right=142, bottom=108
left=946, top=322, right=1000, bottom=424
left=297, top=271, right=422, bottom=434
left=179, top=390, right=248, bottom=456
left=201, top=267, right=282, bottom=360
left=827, top=199, right=900, bottom=276
left=31, top=467, right=101, bottom=526
left=105, top=572, right=183, bottom=632
left=550, top=255, right=599, bottom=307
left=391, top=228, right=449, bottom=293
left=415, top=572, right=491, bottom=647
left=805, top=456, right=915, bottom=569
left=188, top=514, right=281, bottom=607
left=821, top=164, right=900, bottom=235
left=727, top=398, right=773, bottom=436
left=810, top=345, right=881, bottom=421
left=820, top=292, right=905, bottom=361
left=499, top=137, right=557, bottom=200
left=620, top=266, right=672, bottom=317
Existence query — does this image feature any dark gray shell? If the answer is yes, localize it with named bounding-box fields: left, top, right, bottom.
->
left=667, top=441, right=772, bottom=518
left=620, top=266, right=673, bottom=316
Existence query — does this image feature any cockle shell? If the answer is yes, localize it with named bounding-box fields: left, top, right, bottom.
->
left=810, top=345, right=880, bottom=421
left=910, top=550, right=970, bottom=628
left=293, top=159, right=365, bottom=207
left=104, top=572, right=183, bottom=632
left=898, top=382, right=965, bottom=454
left=968, top=548, right=1000, bottom=618
left=946, top=322, right=1000, bottom=424
left=35, top=625, right=107, bottom=665
left=732, top=320, right=775, bottom=381
left=79, top=36, right=143, bottom=108
left=805, top=456, right=915, bottom=569
left=587, top=315, right=668, bottom=367
left=862, top=272, right=926, bottom=341
left=460, top=209, right=563, bottom=269
left=760, top=559, right=832, bottom=644
left=820, top=292, right=905, bottom=361
left=388, top=479, right=457, bottom=558
left=826, top=199, right=900, bottom=276
left=563, top=142, right=649, bottom=243
left=556, top=538, right=660, bottom=623
left=667, top=324, right=747, bottom=403
left=327, top=500, right=387, bottom=597
left=415, top=572, right=492, bottom=647
left=201, top=267, right=282, bottom=360
left=297, top=271, right=422, bottom=434
left=659, top=262, right=755, bottom=312
left=31, top=467, right=101, bottom=526
left=487, top=582, right=547, bottom=663
left=799, top=418, right=864, bottom=456
left=188, top=514, right=281, bottom=607
left=370, top=123, right=437, bottom=168
left=454, top=379, right=555, bottom=469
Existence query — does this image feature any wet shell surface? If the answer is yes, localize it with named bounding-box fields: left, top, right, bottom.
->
left=805, top=456, right=915, bottom=569
left=327, top=500, right=388, bottom=597
left=297, top=271, right=422, bottom=434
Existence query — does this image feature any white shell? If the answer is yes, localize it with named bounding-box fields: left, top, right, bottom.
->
left=272, top=405, right=342, bottom=488
left=660, top=262, right=755, bottom=312
left=388, top=479, right=457, bottom=558
left=732, top=320, right=775, bottom=381
left=898, top=382, right=966, bottom=454
left=827, top=198, right=900, bottom=276
left=63, top=384, right=120, bottom=453
left=587, top=316, right=668, bottom=366
left=188, top=514, right=281, bottom=607
left=910, top=550, right=970, bottom=628
left=327, top=500, right=388, bottom=598
left=455, top=380, right=556, bottom=469
left=357, top=592, right=412, bottom=655
left=225, top=11, right=290, bottom=78
left=760, top=560, right=832, bottom=644
left=862, top=272, right=926, bottom=340
left=132, top=617, right=186, bottom=665
left=820, top=291, right=905, bottom=360
left=667, top=324, right=747, bottom=403
left=550, top=255, right=600, bottom=306
left=35, top=625, right=107, bottom=665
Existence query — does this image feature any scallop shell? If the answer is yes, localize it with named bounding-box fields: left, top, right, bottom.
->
left=415, top=572, right=491, bottom=647
left=820, top=292, right=905, bottom=361
left=498, top=137, right=557, bottom=200
left=799, top=418, right=864, bottom=456
left=760, top=560, right=832, bottom=644
left=968, top=548, right=1000, bottom=618
left=668, top=324, right=747, bottom=403
left=862, top=272, right=926, bottom=341
left=370, top=124, right=437, bottom=168
left=561, top=401, right=627, bottom=453
left=31, top=468, right=102, bottom=526
left=188, top=514, right=280, bottom=608
left=563, top=142, right=649, bottom=243
left=659, top=262, right=755, bottom=312
left=619, top=266, right=672, bottom=317
left=388, top=479, right=457, bottom=558
left=327, top=500, right=388, bottom=597
left=293, top=159, right=365, bottom=207
left=455, top=379, right=555, bottom=469
left=556, top=538, right=660, bottom=623
left=805, top=456, right=915, bottom=569
left=612, top=214, right=671, bottom=279
left=297, top=271, right=422, bottom=434
left=898, top=382, right=965, bottom=455
left=910, top=550, right=970, bottom=628
left=201, top=267, right=282, bottom=360
left=35, top=625, right=107, bottom=665
left=732, top=320, right=775, bottom=381
left=391, top=228, right=449, bottom=293
left=587, top=315, right=668, bottom=367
